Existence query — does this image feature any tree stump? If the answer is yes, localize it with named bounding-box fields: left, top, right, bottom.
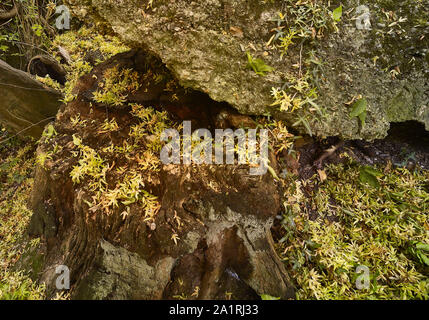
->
left=28, top=50, right=295, bottom=300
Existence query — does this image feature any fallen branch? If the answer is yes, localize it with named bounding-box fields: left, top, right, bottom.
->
left=0, top=59, right=62, bottom=138
left=27, top=54, right=67, bottom=84
left=0, top=2, right=17, bottom=20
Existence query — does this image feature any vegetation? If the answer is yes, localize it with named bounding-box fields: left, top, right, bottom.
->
left=66, top=104, right=169, bottom=220
left=93, top=66, right=141, bottom=106
left=0, top=0, right=427, bottom=301
left=277, top=160, right=429, bottom=299
left=0, top=130, right=45, bottom=299
left=50, top=26, right=130, bottom=103
left=267, top=1, right=342, bottom=135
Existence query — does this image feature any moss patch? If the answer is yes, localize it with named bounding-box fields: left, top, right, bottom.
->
left=277, top=159, right=429, bottom=299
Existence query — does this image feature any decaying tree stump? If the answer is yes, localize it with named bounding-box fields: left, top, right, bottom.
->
left=0, top=59, right=62, bottom=137
left=28, top=50, right=295, bottom=300
left=27, top=55, right=67, bottom=85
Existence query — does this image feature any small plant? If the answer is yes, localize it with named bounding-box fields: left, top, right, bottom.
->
left=278, top=29, right=297, bottom=58
left=277, top=161, right=429, bottom=300
left=271, top=72, right=319, bottom=113
left=359, top=165, right=382, bottom=188
left=98, top=118, right=119, bottom=133
left=70, top=135, right=108, bottom=192
left=332, top=5, right=343, bottom=22
left=93, top=66, right=141, bottom=106
left=268, top=120, right=296, bottom=155
left=246, top=52, right=274, bottom=76
left=350, top=98, right=368, bottom=128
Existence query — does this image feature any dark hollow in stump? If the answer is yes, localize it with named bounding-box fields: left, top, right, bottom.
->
left=0, top=59, right=62, bottom=138
left=28, top=50, right=295, bottom=300
left=27, top=55, right=67, bottom=86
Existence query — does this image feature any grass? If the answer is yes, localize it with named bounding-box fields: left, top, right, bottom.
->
left=0, top=129, right=45, bottom=300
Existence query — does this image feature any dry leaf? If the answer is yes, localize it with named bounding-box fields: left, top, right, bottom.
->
left=230, top=26, right=244, bottom=38
left=318, top=169, right=327, bottom=182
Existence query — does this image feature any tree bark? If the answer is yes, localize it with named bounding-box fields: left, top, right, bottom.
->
left=27, top=50, right=295, bottom=300
left=0, top=59, right=62, bottom=138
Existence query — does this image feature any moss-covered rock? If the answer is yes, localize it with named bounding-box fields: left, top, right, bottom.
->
left=64, top=0, right=428, bottom=140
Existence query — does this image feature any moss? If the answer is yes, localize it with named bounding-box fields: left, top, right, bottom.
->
left=48, top=26, right=131, bottom=103
left=0, top=128, right=46, bottom=299
left=385, top=87, right=419, bottom=122
left=93, top=66, right=141, bottom=106
left=277, top=159, right=429, bottom=299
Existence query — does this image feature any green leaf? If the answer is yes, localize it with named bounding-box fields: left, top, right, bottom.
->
left=72, top=134, right=82, bottom=146
left=416, top=242, right=429, bottom=252
left=261, top=294, right=281, bottom=300
left=31, top=24, right=43, bottom=37
left=332, top=5, right=343, bottom=22
left=246, top=52, right=274, bottom=76
left=43, top=125, right=57, bottom=139
left=362, top=166, right=383, bottom=177
left=350, top=98, right=367, bottom=118
left=416, top=251, right=429, bottom=266
left=358, top=111, right=367, bottom=127
left=359, top=168, right=380, bottom=188
left=306, top=240, right=322, bottom=250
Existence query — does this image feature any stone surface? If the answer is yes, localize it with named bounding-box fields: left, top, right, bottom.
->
left=64, top=0, right=428, bottom=140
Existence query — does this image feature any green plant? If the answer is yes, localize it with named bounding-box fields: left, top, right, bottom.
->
left=332, top=5, right=343, bottom=22
left=246, top=52, right=274, bottom=76
left=51, top=26, right=130, bottom=103
left=277, top=161, right=429, bottom=300
left=0, top=271, right=45, bottom=300
left=260, top=294, right=280, bottom=300
left=0, top=132, right=45, bottom=300
left=70, top=135, right=108, bottom=191
left=350, top=98, right=368, bottom=128
left=93, top=66, right=141, bottom=106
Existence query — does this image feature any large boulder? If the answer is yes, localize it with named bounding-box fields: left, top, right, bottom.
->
left=64, top=0, right=428, bottom=140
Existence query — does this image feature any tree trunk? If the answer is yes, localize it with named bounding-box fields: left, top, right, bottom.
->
left=27, top=50, right=295, bottom=300
left=0, top=59, right=62, bottom=138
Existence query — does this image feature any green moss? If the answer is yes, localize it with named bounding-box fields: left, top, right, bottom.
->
left=277, top=159, right=429, bottom=299
left=49, top=26, right=131, bottom=103
left=93, top=66, right=141, bottom=106
left=0, top=130, right=45, bottom=300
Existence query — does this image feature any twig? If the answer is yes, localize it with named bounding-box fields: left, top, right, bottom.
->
left=0, top=116, right=55, bottom=145
left=0, top=18, right=12, bottom=28
left=313, top=141, right=345, bottom=167
left=299, top=43, right=303, bottom=78
left=0, top=39, right=51, bottom=56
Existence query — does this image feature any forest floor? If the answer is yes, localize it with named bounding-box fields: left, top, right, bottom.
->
left=0, top=3, right=428, bottom=298
left=0, top=119, right=427, bottom=299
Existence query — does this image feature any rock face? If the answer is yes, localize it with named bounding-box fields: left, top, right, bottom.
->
left=64, top=0, right=428, bottom=140
left=28, top=50, right=295, bottom=299
left=0, top=59, right=62, bottom=137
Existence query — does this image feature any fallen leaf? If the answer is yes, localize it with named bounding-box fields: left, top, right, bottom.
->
left=318, top=169, right=327, bottom=182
